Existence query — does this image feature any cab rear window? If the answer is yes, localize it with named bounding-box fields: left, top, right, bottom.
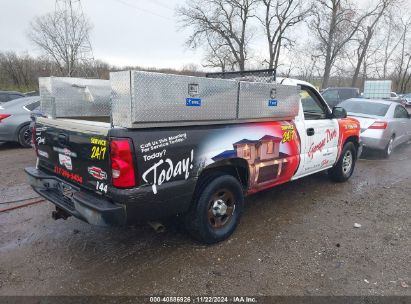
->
left=340, top=100, right=389, bottom=117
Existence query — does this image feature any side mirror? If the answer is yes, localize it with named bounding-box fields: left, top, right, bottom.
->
left=332, top=106, right=347, bottom=119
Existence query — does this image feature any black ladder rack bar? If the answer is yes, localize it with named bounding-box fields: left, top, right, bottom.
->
left=205, top=68, right=276, bottom=80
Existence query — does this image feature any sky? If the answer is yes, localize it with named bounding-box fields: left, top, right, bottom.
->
left=0, top=0, right=203, bottom=69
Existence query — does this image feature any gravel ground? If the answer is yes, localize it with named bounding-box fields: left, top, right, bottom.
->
left=0, top=141, right=410, bottom=296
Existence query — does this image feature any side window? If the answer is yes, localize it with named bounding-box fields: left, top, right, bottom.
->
left=267, top=141, right=273, bottom=154
left=340, top=89, right=356, bottom=101
left=300, top=88, right=328, bottom=120
left=394, top=106, right=409, bottom=119
left=25, top=101, right=40, bottom=111
left=0, top=93, right=7, bottom=102
left=322, top=90, right=339, bottom=107
left=9, top=94, right=23, bottom=100
left=243, top=146, right=251, bottom=159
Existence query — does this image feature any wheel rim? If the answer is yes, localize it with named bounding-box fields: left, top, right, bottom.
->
left=387, top=138, right=393, bottom=155
left=342, top=150, right=353, bottom=175
left=23, top=128, right=32, bottom=146
left=207, top=188, right=236, bottom=229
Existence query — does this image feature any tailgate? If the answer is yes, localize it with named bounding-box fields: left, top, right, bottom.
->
left=35, top=117, right=111, bottom=195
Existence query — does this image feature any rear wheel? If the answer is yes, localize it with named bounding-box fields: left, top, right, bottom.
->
left=329, top=142, right=357, bottom=182
left=382, top=136, right=394, bottom=158
left=184, top=174, right=244, bottom=244
left=18, top=124, right=32, bottom=148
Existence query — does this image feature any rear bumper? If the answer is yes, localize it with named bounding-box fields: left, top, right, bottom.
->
left=360, top=136, right=389, bottom=151
left=0, top=123, right=18, bottom=142
left=25, top=166, right=126, bottom=226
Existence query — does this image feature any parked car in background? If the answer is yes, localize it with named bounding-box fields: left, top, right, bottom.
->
left=390, top=92, right=400, bottom=99
left=0, top=96, right=40, bottom=147
left=0, top=91, right=25, bottom=103
left=321, top=87, right=360, bottom=108
left=402, top=93, right=411, bottom=106
left=339, top=98, right=411, bottom=157
left=382, top=92, right=404, bottom=104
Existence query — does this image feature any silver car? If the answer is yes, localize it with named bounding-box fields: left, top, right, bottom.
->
left=402, top=93, right=411, bottom=106
left=339, top=98, right=411, bottom=157
left=0, top=96, right=40, bottom=147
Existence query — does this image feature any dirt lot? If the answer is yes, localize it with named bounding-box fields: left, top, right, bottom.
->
left=0, top=141, right=410, bottom=297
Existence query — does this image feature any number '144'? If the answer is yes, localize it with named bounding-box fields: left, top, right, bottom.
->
left=96, top=181, right=107, bottom=193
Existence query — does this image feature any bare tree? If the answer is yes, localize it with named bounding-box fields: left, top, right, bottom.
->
left=0, top=51, right=59, bottom=91
left=394, top=17, right=411, bottom=92
left=177, top=0, right=258, bottom=71
left=202, top=33, right=237, bottom=72
left=379, top=12, right=403, bottom=78
left=258, top=0, right=311, bottom=70
left=28, top=8, right=92, bottom=76
left=310, top=0, right=371, bottom=89
left=351, top=0, right=396, bottom=86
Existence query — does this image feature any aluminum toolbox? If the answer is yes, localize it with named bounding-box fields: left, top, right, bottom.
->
left=110, top=71, right=239, bottom=128
left=238, top=81, right=299, bottom=120
left=39, top=77, right=111, bottom=119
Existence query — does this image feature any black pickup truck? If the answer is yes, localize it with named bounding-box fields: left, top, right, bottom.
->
left=26, top=72, right=360, bottom=244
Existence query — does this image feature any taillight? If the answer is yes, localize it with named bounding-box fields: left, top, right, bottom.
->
left=0, top=114, right=11, bottom=121
left=110, top=138, right=136, bottom=188
left=369, top=121, right=388, bottom=129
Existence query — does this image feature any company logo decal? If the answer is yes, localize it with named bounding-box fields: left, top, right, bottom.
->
left=308, top=129, right=337, bottom=159
left=142, top=149, right=194, bottom=194
left=345, top=123, right=358, bottom=130
left=268, top=99, right=278, bottom=107
left=53, top=147, right=77, bottom=158
left=58, top=154, right=72, bottom=170
left=37, top=137, right=45, bottom=145
left=321, top=159, right=330, bottom=167
left=90, top=137, right=107, bottom=146
left=186, top=98, right=201, bottom=106
left=38, top=150, right=49, bottom=158
left=88, top=166, right=107, bottom=180
left=281, top=125, right=296, bottom=143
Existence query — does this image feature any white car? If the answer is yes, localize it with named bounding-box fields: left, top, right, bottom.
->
left=402, top=93, right=411, bottom=106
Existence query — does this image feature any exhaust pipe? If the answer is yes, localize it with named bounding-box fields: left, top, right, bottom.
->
left=148, top=221, right=166, bottom=233
left=52, top=207, right=70, bottom=220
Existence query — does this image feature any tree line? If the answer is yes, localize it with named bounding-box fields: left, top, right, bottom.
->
left=0, top=52, right=203, bottom=93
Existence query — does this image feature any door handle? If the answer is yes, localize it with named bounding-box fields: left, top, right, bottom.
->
left=307, top=128, right=315, bottom=136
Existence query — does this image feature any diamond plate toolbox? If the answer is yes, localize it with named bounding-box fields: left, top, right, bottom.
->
left=39, top=77, right=111, bottom=118
left=110, top=71, right=238, bottom=128
left=238, top=81, right=299, bottom=120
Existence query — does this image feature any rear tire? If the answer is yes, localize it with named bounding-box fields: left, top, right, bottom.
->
left=382, top=136, right=394, bottom=158
left=184, top=174, right=244, bottom=244
left=18, top=124, right=32, bottom=148
left=329, top=142, right=357, bottom=182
